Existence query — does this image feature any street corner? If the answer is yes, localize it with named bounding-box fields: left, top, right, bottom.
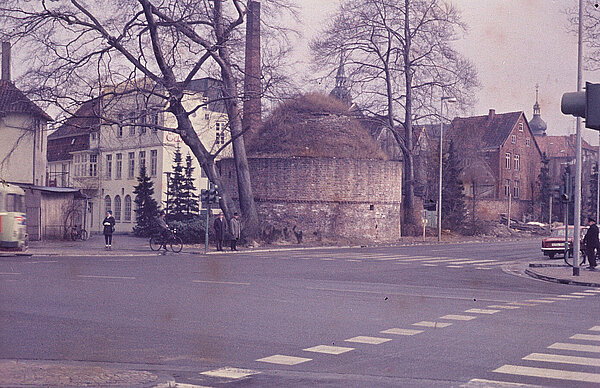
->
left=0, top=360, right=162, bottom=387
left=525, top=261, right=600, bottom=287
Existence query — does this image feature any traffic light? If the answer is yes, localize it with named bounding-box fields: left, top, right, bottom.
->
left=561, top=82, right=600, bottom=130
left=208, top=189, right=218, bottom=203
left=201, top=189, right=209, bottom=204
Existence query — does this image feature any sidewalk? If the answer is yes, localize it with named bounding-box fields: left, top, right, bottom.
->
left=526, top=260, right=600, bottom=287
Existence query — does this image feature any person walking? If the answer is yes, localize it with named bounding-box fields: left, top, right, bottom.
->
left=102, top=211, right=116, bottom=249
left=230, top=212, right=241, bottom=251
left=584, top=217, right=599, bottom=270
left=213, top=212, right=227, bottom=251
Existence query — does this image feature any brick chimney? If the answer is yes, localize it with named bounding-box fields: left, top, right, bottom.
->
left=242, top=1, right=261, bottom=140
left=488, top=109, right=495, bottom=122
left=2, top=42, right=10, bottom=81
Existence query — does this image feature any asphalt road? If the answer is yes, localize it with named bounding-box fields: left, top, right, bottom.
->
left=1, top=238, right=600, bottom=387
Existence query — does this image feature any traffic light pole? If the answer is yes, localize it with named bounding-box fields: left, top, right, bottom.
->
left=572, top=0, right=583, bottom=276
left=204, top=181, right=211, bottom=254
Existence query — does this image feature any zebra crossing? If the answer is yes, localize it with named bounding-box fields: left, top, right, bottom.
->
left=464, top=324, right=600, bottom=386
left=278, top=251, right=515, bottom=269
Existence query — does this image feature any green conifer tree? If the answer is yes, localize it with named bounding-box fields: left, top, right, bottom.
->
left=442, top=140, right=466, bottom=229
left=166, top=145, right=187, bottom=221
left=537, top=153, right=552, bottom=222
left=133, top=165, right=159, bottom=236
left=183, top=153, right=199, bottom=217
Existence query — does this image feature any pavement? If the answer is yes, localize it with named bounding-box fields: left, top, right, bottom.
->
left=2, top=234, right=600, bottom=387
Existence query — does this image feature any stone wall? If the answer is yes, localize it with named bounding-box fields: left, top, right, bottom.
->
left=219, top=157, right=403, bottom=242
left=470, top=197, right=531, bottom=222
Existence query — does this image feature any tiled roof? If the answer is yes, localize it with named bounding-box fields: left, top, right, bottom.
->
left=0, top=80, right=52, bottom=121
left=536, top=134, right=597, bottom=159
left=448, top=110, right=523, bottom=149
left=48, top=99, right=101, bottom=140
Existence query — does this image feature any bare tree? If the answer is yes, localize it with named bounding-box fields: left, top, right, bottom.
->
left=566, top=2, right=600, bottom=70
left=0, top=0, right=296, bottom=238
left=311, top=0, right=478, bottom=230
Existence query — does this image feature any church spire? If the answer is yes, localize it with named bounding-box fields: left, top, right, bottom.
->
left=533, top=83, right=541, bottom=117
left=329, top=51, right=352, bottom=106
left=530, top=83, right=547, bottom=136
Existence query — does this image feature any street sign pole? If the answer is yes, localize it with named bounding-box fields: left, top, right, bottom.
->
left=204, top=181, right=211, bottom=254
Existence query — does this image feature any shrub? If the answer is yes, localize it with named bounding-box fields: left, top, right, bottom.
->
left=169, top=218, right=207, bottom=244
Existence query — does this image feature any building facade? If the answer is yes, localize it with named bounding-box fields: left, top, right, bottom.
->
left=47, top=78, right=230, bottom=233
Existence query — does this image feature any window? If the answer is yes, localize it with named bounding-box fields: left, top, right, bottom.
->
left=89, top=154, right=97, bottom=177
left=215, top=122, right=225, bottom=145
left=514, top=154, right=520, bottom=171
left=116, top=153, right=122, bottom=180
left=525, top=138, right=531, bottom=147
left=205, top=113, right=210, bottom=120
left=104, top=195, right=112, bottom=214
left=505, top=152, right=511, bottom=169
left=150, top=150, right=157, bottom=177
left=124, top=195, right=132, bottom=222
left=138, top=112, right=147, bottom=134
left=139, top=151, right=146, bottom=173
left=151, top=111, right=159, bottom=133
left=6, top=194, right=24, bottom=212
left=504, top=179, right=511, bottom=197
left=105, top=154, right=112, bottom=180
left=511, top=135, right=516, bottom=144
left=114, top=195, right=121, bottom=222
left=117, top=114, right=124, bottom=138
left=518, top=122, right=524, bottom=132
left=513, top=180, right=520, bottom=198
left=128, top=152, right=135, bottom=179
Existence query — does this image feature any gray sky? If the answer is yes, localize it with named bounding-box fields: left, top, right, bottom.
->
left=296, top=0, right=600, bottom=142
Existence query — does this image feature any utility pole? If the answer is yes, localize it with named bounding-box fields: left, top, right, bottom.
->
left=573, top=0, right=584, bottom=276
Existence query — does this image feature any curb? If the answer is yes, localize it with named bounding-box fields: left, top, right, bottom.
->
left=524, top=268, right=600, bottom=287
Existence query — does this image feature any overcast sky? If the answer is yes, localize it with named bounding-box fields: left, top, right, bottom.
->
left=296, top=0, right=600, bottom=143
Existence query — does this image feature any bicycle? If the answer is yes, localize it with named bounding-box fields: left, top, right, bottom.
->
left=563, top=243, right=589, bottom=267
left=69, top=225, right=89, bottom=241
left=149, top=228, right=183, bottom=253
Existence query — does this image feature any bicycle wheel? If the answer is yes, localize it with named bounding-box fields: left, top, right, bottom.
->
left=80, top=230, right=89, bottom=241
left=564, top=252, right=587, bottom=267
left=150, top=236, right=162, bottom=251
left=170, top=236, right=183, bottom=253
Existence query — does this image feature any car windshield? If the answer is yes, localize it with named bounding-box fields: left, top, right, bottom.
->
left=550, top=227, right=587, bottom=238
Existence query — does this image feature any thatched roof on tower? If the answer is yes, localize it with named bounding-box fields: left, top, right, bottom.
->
left=247, top=93, right=387, bottom=160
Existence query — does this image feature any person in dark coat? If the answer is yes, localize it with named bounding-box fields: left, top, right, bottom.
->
left=584, top=217, right=599, bottom=270
left=213, top=212, right=227, bottom=251
left=102, top=211, right=116, bottom=249
left=230, top=212, right=241, bottom=251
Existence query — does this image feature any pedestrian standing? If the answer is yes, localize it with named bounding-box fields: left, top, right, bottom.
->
left=584, top=217, right=599, bottom=270
left=213, top=212, right=227, bottom=251
left=230, top=212, right=241, bottom=251
left=102, top=211, right=116, bottom=249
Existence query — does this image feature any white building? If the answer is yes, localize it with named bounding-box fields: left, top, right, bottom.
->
left=47, top=78, right=230, bottom=233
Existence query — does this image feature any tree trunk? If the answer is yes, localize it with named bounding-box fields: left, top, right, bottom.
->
left=214, top=1, right=260, bottom=238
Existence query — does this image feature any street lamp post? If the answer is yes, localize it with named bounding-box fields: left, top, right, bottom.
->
left=438, top=96, right=456, bottom=242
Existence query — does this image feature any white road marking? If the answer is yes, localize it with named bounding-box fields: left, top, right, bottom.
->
left=461, top=378, right=542, bottom=387
left=543, top=297, right=567, bottom=301
left=346, top=259, right=361, bottom=262
left=583, top=289, right=600, bottom=293
left=170, top=383, right=212, bottom=388
left=494, top=364, right=600, bottom=384
left=475, top=267, right=493, bottom=270
left=591, top=326, right=600, bottom=331
left=303, top=345, right=354, bottom=355
left=524, top=352, right=600, bottom=367
left=412, top=321, right=452, bottom=328
left=396, top=257, right=446, bottom=262
left=464, top=309, right=501, bottom=314
left=445, top=259, right=498, bottom=265
left=380, top=328, right=424, bottom=336
left=345, top=336, right=392, bottom=345
left=571, top=292, right=592, bottom=296
left=422, top=264, right=438, bottom=267
left=192, top=280, right=250, bottom=285
left=420, top=258, right=466, bottom=263
left=524, top=299, right=555, bottom=304
left=22, top=260, right=58, bottom=264
left=558, top=294, right=585, bottom=299
left=446, top=265, right=463, bottom=268
left=0, top=272, right=21, bottom=275
left=256, top=355, right=311, bottom=365
left=200, top=367, right=260, bottom=379
left=320, top=258, right=335, bottom=261
left=507, top=302, right=537, bottom=306
left=548, top=342, right=600, bottom=353
left=440, top=314, right=477, bottom=321
left=487, top=305, right=520, bottom=309
left=570, top=334, right=600, bottom=341
left=77, top=275, right=135, bottom=280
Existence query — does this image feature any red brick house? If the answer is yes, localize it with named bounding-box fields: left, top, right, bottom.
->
left=447, top=109, right=543, bottom=220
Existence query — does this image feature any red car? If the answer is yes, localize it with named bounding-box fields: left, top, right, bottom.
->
left=541, top=226, right=587, bottom=259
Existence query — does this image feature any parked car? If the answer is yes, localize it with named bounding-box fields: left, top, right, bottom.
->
left=541, top=225, right=588, bottom=259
